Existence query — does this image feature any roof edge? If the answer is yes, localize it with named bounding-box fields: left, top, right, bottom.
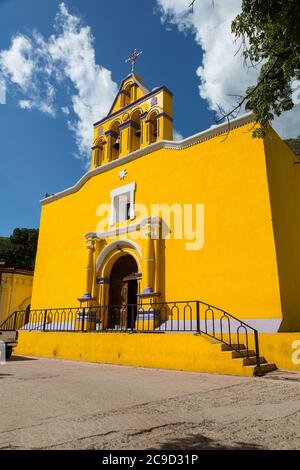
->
left=42, top=112, right=256, bottom=206
left=94, top=85, right=173, bottom=128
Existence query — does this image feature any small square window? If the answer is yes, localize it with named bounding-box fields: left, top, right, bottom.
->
left=126, top=202, right=131, bottom=220
left=109, top=182, right=136, bottom=226
left=114, top=193, right=130, bottom=223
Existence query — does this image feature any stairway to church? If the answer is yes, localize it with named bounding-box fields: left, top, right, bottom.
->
left=219, top=343, right=277, bottom=376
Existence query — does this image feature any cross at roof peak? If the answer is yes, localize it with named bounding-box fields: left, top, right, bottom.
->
left=125, top=49, right=143, bottom=73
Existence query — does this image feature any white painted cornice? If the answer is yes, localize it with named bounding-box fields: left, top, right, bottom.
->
left=41, top=112, right=255, bottom=206
left=85, top=216, right=160, bottom=240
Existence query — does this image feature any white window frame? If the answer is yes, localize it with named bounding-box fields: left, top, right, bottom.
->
left=109, top=182, right=136, bottom=226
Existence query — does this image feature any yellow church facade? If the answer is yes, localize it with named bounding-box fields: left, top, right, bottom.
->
left=8, top=71, right=300, bottom=375
left=31, top=73, right=300, bottom=333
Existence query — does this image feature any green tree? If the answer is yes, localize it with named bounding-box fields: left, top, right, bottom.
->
left=232, top=0, right=300, bottom=137
left=0, top=228, right=39, bottom=271
left=190, top=0, right=300, bottom=137
left=285, top=135, right=300, bottom=157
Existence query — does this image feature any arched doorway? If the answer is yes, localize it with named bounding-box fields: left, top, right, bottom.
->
left=108, top=255, right=138, bottom=330
left=25, top=304, right=31, bottom=325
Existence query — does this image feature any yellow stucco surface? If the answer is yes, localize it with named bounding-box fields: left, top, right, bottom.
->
left=14, top=330, right=300, bottom=375
left=0, top=270, right=33, bottom=324
left=31, top=120, right=300, bottom=330
left=264, top=128, right=300, bottom=331
left=14, top=331, right=254, bottom=376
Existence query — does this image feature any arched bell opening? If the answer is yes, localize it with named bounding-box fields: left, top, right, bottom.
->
left=93, top=137, right=105, bottom=167
left=123, top=83, right=132, bottom=107
left=131, top=109, right=142, bottom=152
left=109, top=121, right=121, bottom=160
left=148, top=112, right=159, bottom=144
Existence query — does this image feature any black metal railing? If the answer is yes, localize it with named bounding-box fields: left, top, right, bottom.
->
left=0, top=300, right=262, bottom=374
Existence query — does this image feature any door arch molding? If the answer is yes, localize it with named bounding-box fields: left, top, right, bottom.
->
left=96, top=239, right=142, bottom=275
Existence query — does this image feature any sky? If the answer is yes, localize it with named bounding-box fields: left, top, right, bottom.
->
left=0, top=0, right=299, bottom=236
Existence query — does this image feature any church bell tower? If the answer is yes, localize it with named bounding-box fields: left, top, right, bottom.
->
left=91, top=50, right=173, bottom=170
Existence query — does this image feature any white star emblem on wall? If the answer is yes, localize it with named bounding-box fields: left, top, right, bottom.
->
left=119, top=169, right=127, bottom=180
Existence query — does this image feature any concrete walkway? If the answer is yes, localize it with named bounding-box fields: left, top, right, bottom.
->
left=0, top=356, right=299, bottom=450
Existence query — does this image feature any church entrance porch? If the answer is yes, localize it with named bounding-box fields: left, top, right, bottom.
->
left=108, top=255, right=138, bottom=330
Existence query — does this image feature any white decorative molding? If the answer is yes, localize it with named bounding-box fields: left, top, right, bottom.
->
left=41, top=112, right=255, bottom=206
left=95, top=239, right=143, bottom=273
left=119, top=169, right=127, bottom=180
left=159, top=317, right=283, bottom=333
left=109, top=182, right=136, bottom=226
left=110, top=182, right=136, bottom=198
left=85, top=216, right=160, bottom=241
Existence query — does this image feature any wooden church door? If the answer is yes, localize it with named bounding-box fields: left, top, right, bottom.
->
left=108, top=256, right=138, bottom=330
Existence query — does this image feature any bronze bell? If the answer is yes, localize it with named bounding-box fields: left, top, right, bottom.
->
left=113, top=137, right=120, bottom=150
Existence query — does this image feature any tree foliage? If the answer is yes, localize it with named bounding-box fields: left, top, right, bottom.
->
left=191, top=0, right=300, bottom=137
left=0, top=228, right=39, bottom=271
left=231, top=0, right=300, bottom=137
left=285, top=135, right=300, bottom=157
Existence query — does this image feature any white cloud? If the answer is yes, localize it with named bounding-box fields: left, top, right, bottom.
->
left=173, top=129, right=183, bottom=141
left=19, top=99, right=32, bottom=109
left=273, top=105, right=300, bottom=139
left=0, top=36, right=34, bottom=89
left=61, top=106, right=70, bottom=115
left=157, top=0, right=300, bottom=138
left=47, top=3, right=118, bottom=160
left=0, top=2, right=118, bottom=163
left=0, top=77, right=6, bottom=104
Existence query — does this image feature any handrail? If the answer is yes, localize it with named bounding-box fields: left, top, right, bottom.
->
left=0, top=310, right=18, bottom=329
left=0, top=300, right=262, bottom=375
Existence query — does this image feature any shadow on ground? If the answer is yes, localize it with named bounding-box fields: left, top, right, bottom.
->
left=0, top=374, right=12, bottom=379
left=9, top=355, right=37, bottom=362
left=151, top=433, right=265, bottom=450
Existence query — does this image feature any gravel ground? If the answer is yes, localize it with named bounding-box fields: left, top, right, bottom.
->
left=0, top=356, right=299, bottom=450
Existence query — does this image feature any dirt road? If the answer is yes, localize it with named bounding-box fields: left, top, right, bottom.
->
left=0, top=356, right=299, bottom=450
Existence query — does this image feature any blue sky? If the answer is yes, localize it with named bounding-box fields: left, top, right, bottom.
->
left=0, top=0, right=299, bottom=236
left=0, top=0, right=213, bottom=236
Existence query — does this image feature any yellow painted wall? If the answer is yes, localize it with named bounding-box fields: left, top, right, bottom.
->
left=110, top=75, right=147, bottom=115
left=259, top=333, right=300, bottom=371
left=14, top=330, right=300, bottom=374
left=13, top=331, right=253, bottom=376
left=221, top=331, right=300, bottom=372
left=264, top=127, right=300, bottom=331
left=0, top=270, right=33, bottom=324
left=32, top=122, right=283, bottom=319
left=31, top=116, right=300, bottom=332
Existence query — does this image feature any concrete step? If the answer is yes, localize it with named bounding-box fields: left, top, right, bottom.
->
left=231, top=349, right=256, bottom=358
left=221, top=343, right=246, bottom=352
left=245, top=362, right=277, bottom=375
left=241, top=356, right=267, bottom=366
left=212, top=339, right=277, bottom=376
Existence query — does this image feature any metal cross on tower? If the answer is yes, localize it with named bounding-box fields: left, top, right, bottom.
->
left=125, top=49, right=143, bottom=73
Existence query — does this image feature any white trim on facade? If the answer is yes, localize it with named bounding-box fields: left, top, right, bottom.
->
left=41, top=112, right=255, bottom=206
left=110, top=182, right=136, bottom=198
left=109, top=182, right=136, bottom=226
left=160, top=318, right=283, bottom=334
left=95, top=240, right=143, bottom=273
left=85, top=216, right=160, bottom=241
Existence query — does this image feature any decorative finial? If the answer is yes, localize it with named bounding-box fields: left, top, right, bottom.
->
left=125, top=48, right=143, bottom=73
left=119, top=169, right=127, bottom=180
